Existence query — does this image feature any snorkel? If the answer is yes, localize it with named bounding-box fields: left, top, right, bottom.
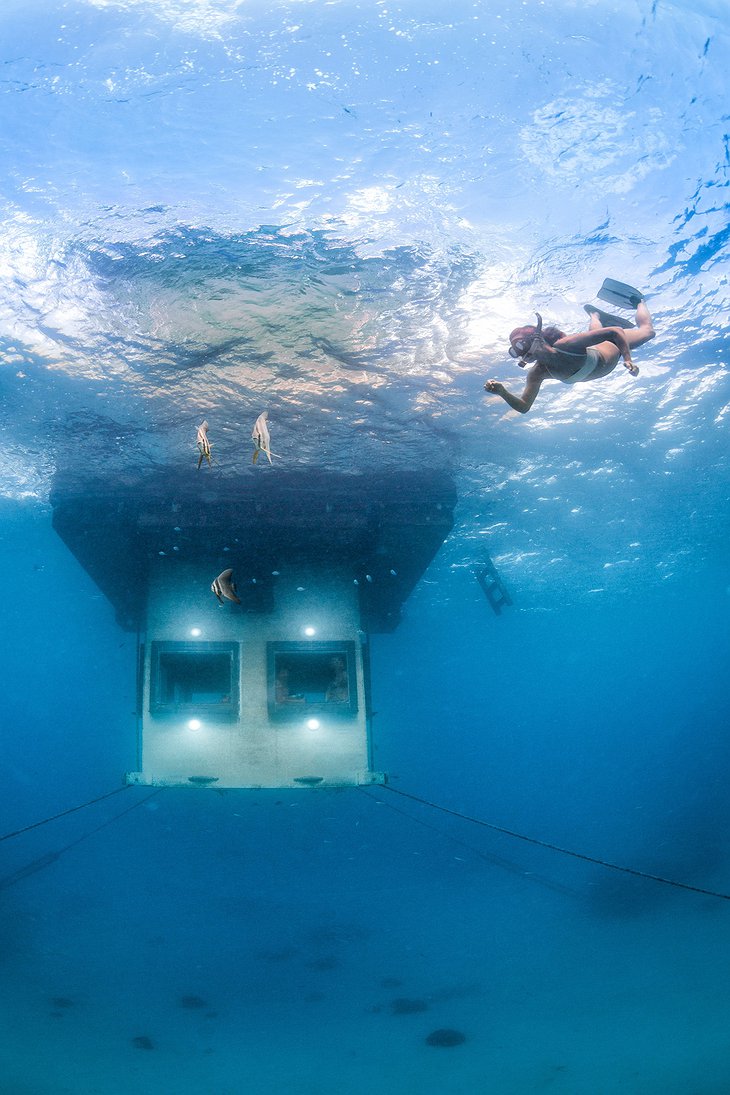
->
left=509, top=312, right=543, bottom=367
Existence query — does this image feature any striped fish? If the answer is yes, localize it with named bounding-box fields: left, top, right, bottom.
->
left=196, top=420, right=211, bottom=469
left=211, top=568, right=241, bottom=605
left=251, top=411, right=280, bottom=464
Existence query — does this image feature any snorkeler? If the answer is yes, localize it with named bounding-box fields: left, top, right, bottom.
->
left=484, top=298, right=655, bottom=415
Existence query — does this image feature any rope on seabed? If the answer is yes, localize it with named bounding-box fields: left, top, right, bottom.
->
left=363, top=784, right=730, bottom=902
left=0, top=784, right=130, bottom=843
left=0, top=787, right=166, bottom=892
left=45, top=787, right=165, bottom=854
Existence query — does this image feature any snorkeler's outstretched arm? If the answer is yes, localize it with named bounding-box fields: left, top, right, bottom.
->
left=485, top=366, right=544, bottom=414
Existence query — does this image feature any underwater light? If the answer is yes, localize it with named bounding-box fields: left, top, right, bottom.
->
left=187, top=719, right=202, bottom=732
left=303, top=625, right=316, bottom=636
left=306, top=718, right=320, bottom=731
left=190, top=627, right=202, bottom=637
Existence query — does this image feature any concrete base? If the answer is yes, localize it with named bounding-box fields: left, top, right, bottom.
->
left=125, top=769, right=387, bottom=790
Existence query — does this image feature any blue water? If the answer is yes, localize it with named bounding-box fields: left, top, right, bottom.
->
left=1, top=0, right=729, bottom=1091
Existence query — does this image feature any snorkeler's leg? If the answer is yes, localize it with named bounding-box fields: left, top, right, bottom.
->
left=625, top=300, right=655, bottom=348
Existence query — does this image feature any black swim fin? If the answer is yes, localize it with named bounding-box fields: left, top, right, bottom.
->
left=583, top=305, right=635, bottom=329
left=596, top=278, right=643, bottom=309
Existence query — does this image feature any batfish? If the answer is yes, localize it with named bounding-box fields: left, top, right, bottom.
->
left=196, top=420, right=211, bottom=469
left=211, top=568, right=241, bottom=605
left=251, top=411, right=280, bottom=464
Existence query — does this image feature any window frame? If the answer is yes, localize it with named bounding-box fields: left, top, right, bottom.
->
left=149, top=640, right=239, bottom=719
left=267, top=640, right=358, bottom=721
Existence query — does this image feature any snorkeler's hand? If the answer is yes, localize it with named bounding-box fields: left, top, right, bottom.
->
left=484, top=379, right=505, bottom=395
left=623, top=358, right=639, bottom=377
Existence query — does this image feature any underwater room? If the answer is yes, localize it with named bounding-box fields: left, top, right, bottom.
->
left=1, top=0, right=729, bottom=1092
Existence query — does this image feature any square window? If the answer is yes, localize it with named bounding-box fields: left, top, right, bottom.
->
left=150, top=641, right=238, bottom=717
left=267, top=641, right=357, bottom=720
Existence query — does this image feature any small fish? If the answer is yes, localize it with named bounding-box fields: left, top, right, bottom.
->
left=251, top=411, right=280, bottom=465
left=196, top=420, right=211, bottom=469
left=211, top=568, right=241, bottom=605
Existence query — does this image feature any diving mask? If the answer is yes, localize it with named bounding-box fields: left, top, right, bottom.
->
left=508, top=312, right=543, bottom=364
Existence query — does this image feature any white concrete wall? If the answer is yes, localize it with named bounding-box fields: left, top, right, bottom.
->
left=135, top=558, right=375, bottom=788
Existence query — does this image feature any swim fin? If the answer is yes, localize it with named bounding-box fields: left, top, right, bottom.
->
left=583, top=305, right=635, bottom=329
left=596, top=278, right=643, bottom=310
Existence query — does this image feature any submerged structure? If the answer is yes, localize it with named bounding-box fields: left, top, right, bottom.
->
left=51, top=469, right=455, bottom=790
left=474, top=555, right=513, bottom=616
